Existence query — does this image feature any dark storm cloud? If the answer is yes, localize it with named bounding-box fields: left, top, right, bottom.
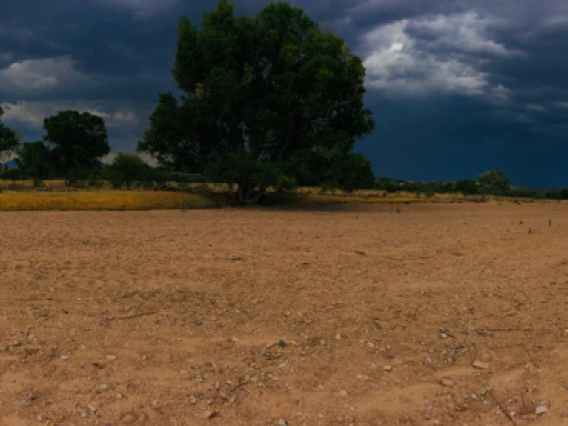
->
left=1, top=0, right=568, bottom=186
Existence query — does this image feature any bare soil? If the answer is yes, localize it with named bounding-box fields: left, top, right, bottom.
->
left=1, top=203, right=568, bottom=425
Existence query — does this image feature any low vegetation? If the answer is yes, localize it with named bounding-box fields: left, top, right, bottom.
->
left=0, top=190, right=217, bottom=211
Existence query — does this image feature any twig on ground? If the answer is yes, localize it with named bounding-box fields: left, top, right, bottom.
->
left=487, top=388, right=516, bottom=425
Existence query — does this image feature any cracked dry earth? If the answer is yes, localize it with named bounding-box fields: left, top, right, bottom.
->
left=1, top=203, right=568, bottom=425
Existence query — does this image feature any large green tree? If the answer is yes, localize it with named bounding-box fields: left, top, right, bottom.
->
left=138, top=0, right=375, bottom=203
left=0, top=107, right=19, bottom=167
left=43, top=111, right=110, bottom=181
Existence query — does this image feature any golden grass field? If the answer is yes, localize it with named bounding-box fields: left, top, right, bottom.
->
left=0, top=190, right=218, bottom=211
left=0, top=179, right=546, bottom=211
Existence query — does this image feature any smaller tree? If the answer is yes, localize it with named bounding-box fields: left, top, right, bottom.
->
left=15, top=141, right=54, bottom=186
left=44, top=111, right=110, bottom=183
left=0, top=107, right=19, bottom=167
left=104, top=153, right=151, bottom=189
left=477, top=169, right=510, bottom=195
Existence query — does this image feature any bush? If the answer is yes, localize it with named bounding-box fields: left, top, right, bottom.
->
left=477, top=169, right=510, bottom=195
left=455, top=179, right=478, bottom=195
left=104, top=153, right=151, bottom=189
left=1, top=168, right=26, bottom=181
left=67, top=166, right=95, bottom=187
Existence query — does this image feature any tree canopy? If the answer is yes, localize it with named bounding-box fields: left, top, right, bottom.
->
left=138, top=0, right=375, bottom=202
left=0, top=107, right=19, bottom=167
left=14, top=141, right=53, bottom=185
left=43, top=110, right=110, bottom=180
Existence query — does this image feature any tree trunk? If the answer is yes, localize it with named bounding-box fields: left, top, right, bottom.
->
left=227, top=180, right=236, bottom=200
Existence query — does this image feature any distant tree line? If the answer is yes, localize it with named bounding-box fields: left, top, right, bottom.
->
left=2, top=106, right=568, bottom=199
left=0, top=107, right=375, bottom=192
left=376, top=169, right=568, bottom=200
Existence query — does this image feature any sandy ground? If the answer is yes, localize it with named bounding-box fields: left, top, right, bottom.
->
left=1, top=203, right=568, bottom=426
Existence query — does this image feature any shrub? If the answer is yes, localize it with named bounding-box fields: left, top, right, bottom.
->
left=104, top=153, right=152, bottom=189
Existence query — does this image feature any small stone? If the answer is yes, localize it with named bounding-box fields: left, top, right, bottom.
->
left=204, top=361, right=213, bottom=367
left=190, top=396, right=198, bottom=404
left=116, top=393, right=124, bottom=399
left=339, top=390, right=347, bottom=397
left=80, top=412, right=88, bottom=418
left=278, top=419, right=288, bottom=426
left=320, top=340, right=326, bottom=346
left=535, top=405, right=548, bottom=415
left=231, top=336, right=238, bottom=343
left=336, top=334, right=341, bottom=340
left=61, top=355, right=69, bottom=360
left=279, top=340, right=287, bottom=347
left=440, top=378, right=455, bottom=387
left=106, top=355, right=117, bottom=361
left=383, top=365, right=393, bottom=372
left=204, top=410, right=218, bottom=419
left=472, top=360, right=489, bottom=369
left=440, top=333, right=448, bottom=339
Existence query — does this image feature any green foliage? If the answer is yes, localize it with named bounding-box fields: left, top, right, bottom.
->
left=324, top=153, right=376, bottom=192
left=375, top=177, right=399, bottom=193
left=138, top=0, right=375, bottom=203
left=455, top=179, right=478, bottom=195
left=104, top=153, right=152, bottom=189
left=0, top=167, right=25, bottom=181
left=15, top=141, right=54, bottom=185
left=477, top=169, right=510, bottom=195
left=43, top=111, right=110, bottom=182
left=0, top=107, right=20, bottom=166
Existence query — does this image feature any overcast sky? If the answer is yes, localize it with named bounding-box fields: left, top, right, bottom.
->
left=2, top=0, right=568, bottom=187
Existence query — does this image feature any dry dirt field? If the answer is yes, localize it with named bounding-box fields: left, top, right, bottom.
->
left=1, top=203, right=568, bottom=426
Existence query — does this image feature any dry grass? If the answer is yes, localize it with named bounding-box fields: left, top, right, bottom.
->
left=0, top=190, right=217, bottom=211
left=0, top=180, right=559, bottom=211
